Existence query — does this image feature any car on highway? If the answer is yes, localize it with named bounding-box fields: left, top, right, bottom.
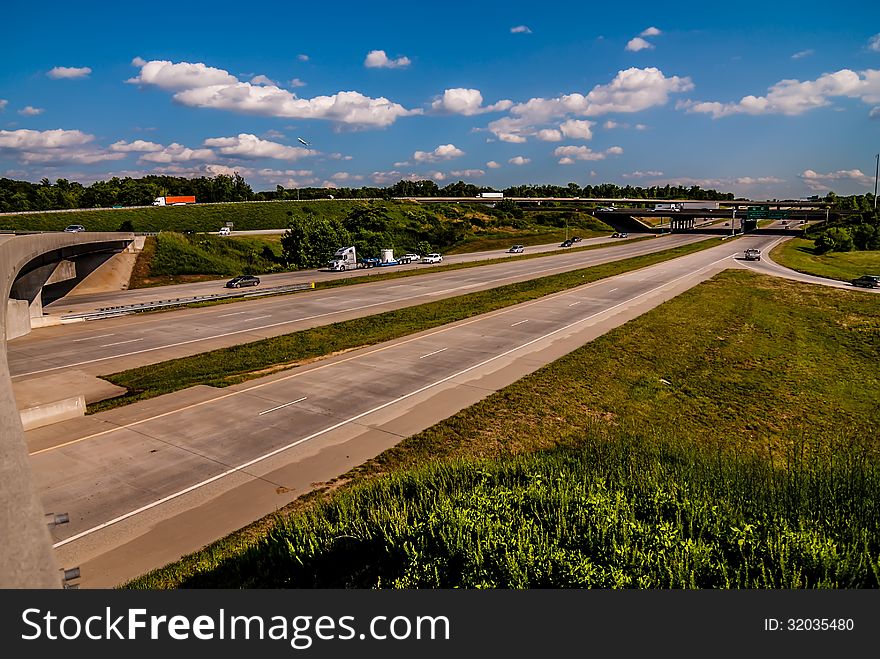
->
left=422, top=253, right=443, bottom=264
left=508, top=244, right=524, bottom=253
left=225, top=275, right=261, bottom=288
left=571, top=236, right=582, bottom=242
left=64, top=224, right=85, bottom=233
left=598, top=206, right=616, bottom=212
left=560, top=239, right=573, bottom=247
left=851, top=275, right=880, bottom=289
left=399, top=253, right=421, bottom=263
left=218, top=226, right=231, bottom=236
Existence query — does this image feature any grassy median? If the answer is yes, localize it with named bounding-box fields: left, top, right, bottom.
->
left=771, top=237, right=880, bottom=282
left=91, top=237, right=722, bottom=413
left=128, top=269, right=880, bottom=588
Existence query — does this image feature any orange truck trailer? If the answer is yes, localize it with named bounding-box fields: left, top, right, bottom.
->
left=152, top=195, right=196, bottom=206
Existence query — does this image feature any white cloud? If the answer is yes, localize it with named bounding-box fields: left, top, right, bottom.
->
left=623, top=170, right=664, bottom=178
left=298, top=54, right=310, bottom=62
left=364, top=50, right=411, bottom=69
left=263, top=129, right=286, bottom=140
left=553, top=145, right=623, bottom=163
left=640, top=27, right=661, bottom=37
left=735, top=176, right=785, bottom=185
left=487, top=67, right=692, bottom=142
left=486, top=160, right=501, bottom=169
left=19, top=106, right=44, bottom=116
left=0, top=99, right=7, bottom=111
left=330, top=172, right=364, bottom=181
left=870, top=106, right=880, bottom=119
left=431, top=88, right=512, bottom=115
left=0, top=128, right=124, bottom=165
left=603, top=120, right=618, bottom=129
left=791, top=49, right=814, bottom=60
left=203, top=133, right=311, bottom=160
left=536, top=129, right=563, bottom=141
left=449, top=169, right=485, bottom=178
left=47, top=66, right=92, bottom=79
left=680, top=68, right=880, bottom=117
left=869, top=34, right=880, bottom=52
left=127, top=58, right=238, bottom=89
left=129, top=58, right=418, bottom=128
left=0, top=128, right=92, bottom=149
left=429, top=171, right=447, bottom=181
left=109, top=139, right=164, bottom=152
left=626, top=37, right=653, bottom=52
left=393, top=160, right=410, bottom=167
left=138, top=143, right=215, bottom=164
left=413, top=143, right=465, bottom=162
left=289, top=78, right=307, bottom=88
left=250, top=74, right=276, bottom=86
left=511, top=25, right=532, bottom=34
left=799, top=168, right=873, bottom=191
left=508, top=156, right=530, bottom=165
left=635, top=123, right=647, bottom=130
left=560, top=119, right=593, bottom=139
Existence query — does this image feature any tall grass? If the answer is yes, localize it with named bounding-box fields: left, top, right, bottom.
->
left=134, top=429, right=880, bottom=589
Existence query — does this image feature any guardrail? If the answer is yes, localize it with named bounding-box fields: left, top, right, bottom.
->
left=61, top=282, right=316, bottom=321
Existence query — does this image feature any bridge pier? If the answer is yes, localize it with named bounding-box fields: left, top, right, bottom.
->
left=670, top=217, right=696, bottom=231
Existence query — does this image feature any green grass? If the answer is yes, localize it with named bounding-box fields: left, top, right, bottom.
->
left=126, top=270, right=880, bottom=588
left=91, top=238, right=723, bottom=413
left=771, top=238, right=880, bottom=282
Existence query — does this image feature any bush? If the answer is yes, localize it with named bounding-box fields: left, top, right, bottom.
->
left=814, top=227, right=853, bottom=254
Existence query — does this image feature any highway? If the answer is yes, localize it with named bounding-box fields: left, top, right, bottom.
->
left=26, top=231, right=789, bottom=587
left=21, top=227, right=876, bottom=587
left=10, top=233, right=703, bottom=396
left=46, top=233, right=642, bottom=316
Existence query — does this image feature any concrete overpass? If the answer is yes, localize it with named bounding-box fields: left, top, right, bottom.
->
left=1, top=231, right=134, bottom=587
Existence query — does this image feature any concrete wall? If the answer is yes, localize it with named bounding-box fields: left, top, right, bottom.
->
left=0, top=232, right=133, bottom=587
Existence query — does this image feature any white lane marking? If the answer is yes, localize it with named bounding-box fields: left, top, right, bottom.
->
left=419, top=347, right=447, bottom=359
left=511, top=319, right=529, bottom=327
left=48, top=250, right=737, bottom=550
left=247, top=315, right=272, bottom=322
left=258, top=396, right=308, bottom=416
left=608, top=288, right=618, bottom=292
left=17, top=235, right=707, bottom=378
left=568, top=301, right=582, bottom=307
left=99, top=338, right=144, bottom=348
left=72, top=334, right=115, bottom=342
left=217, top=311, right=247, bottom=318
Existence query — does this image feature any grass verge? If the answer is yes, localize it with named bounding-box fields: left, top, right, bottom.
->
left=127, top=269, right=880, bottom=588
left=771, top=237, right=880, bottom=282
left=91, top=237, right=722, bottom=413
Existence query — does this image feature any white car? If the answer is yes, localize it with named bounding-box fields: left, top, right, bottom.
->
left=399, top=253, right=421, bottom=264
left=422, top=253, right=443, bottom=264
left=218, top=226, right=231, bottom=236
left=598, top=206, right=616, bottom=212
left=508, top=245, right=524, bottom=253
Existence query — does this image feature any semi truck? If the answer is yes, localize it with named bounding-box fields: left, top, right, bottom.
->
left=653, top=203, right=681, bottom=211
left=477, top=192, right=503, bottom=199
left=678, top=201, right=720, bottom=210
left=152, top=196, right=196, bottom=206
left=328, top=247, right=418, bottom=271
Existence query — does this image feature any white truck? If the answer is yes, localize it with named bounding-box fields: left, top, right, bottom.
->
left=678, top=201, right=720, bottom=210
left=328, top=247, right=418, bottom=271
left=328, top=246, right=359, bottom=271
left=654, top=203, right=681, bottom=212
left=152, top=195, right=196, bottom=206
left=477, top=192, right=504, bottom=199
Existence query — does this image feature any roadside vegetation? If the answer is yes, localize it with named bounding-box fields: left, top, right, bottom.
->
left=128, top=270, right=880, bottom=588
left=90, top=238, right=723, bottom=413
left=771, top=237, right=880, bottom=282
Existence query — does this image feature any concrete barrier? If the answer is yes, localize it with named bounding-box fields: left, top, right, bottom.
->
left=20, top=395, right=86, bottom=431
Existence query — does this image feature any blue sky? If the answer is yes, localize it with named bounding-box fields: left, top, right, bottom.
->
left=1, top=0, right=878, bottom=198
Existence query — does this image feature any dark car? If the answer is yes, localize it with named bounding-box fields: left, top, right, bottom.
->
left=560, top=240, right=573, bottom=247
left=851, top=275, right=880, bottom=289
left=571, top=236, right=582, bottom=242
left=226, top=275, right=261, bottom=288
